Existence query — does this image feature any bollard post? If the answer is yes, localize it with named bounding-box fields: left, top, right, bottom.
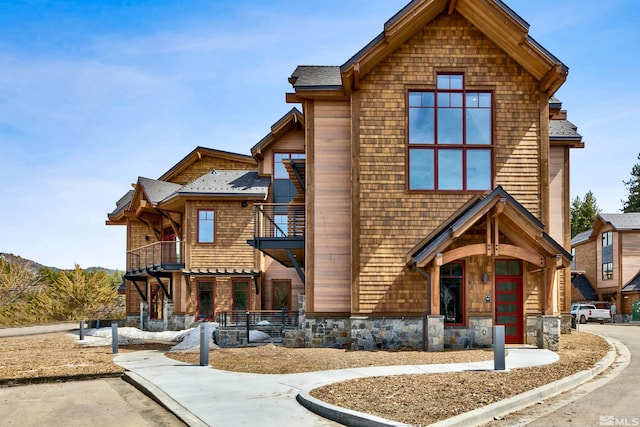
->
left=246, top=311, right=250, bottom=344
left=79, top=321, right=84, bottom=341
left=494, top=325, right=505, bottom=371
left=199, top=323, right=209, bottom=366
left=112, top=323, right=119, bottom=354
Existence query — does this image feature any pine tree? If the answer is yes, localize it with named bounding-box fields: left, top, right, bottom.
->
left=570, top=191, right=601, bottom=237
left=622, top=153, right=640, bottom=213
left=0, top=258, right=43, bottom=325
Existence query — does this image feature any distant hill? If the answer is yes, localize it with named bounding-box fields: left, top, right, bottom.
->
left=0, top=253, right=120, bottom=275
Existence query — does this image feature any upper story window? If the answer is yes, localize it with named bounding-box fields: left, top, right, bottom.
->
left=198, top=209, right=215, bottom=243
left=602, top=231, right=613, bottom=280
left=408, top=73, right=493, bottom=191
left=273, top=152, right=305, bottom=180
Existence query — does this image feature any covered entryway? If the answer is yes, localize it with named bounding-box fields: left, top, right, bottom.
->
left=407, top=186, right=572, bottom=349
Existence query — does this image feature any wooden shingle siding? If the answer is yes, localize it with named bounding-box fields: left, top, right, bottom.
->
left=310, top=101, right=352, bottom=313
left=186, top=200, right=256, bottom=269
left=354, top=13, right=544, bottom=314
left=574, top=240, right=597, bottom=287
left=171, top=156, right=256, bottom=186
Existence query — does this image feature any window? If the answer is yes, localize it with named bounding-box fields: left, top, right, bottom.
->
left=273, top=280, right=291, bottom=311
left=408, top=73, right=492, bottom=191
left=274, top=152, right=305, bottom=180
left=197, top=281, right=214, bottom=320
left=198, top=210, right=215, bottom=243
left=440, top=261, right=464, bottom=324
left=602, top=231, right=613, bottom=280
left=571, top=247, right=576, bottom=271
left=150, top=284, right=164, bottom=320
left=233, top=280, right=250, bottom=312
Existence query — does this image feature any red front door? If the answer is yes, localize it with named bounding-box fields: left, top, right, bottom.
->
left=495, top=276, right=523, bottom=344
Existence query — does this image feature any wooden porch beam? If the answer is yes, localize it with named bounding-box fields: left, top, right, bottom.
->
left=430, top=263, right=440, bottom=315
left=486, top=213, right=492, bottom=256
left=441, top=244, right=486, bottom=265
left=500, top=244, right=545, bottom=267
left=448, top=0, right=457, bottom=14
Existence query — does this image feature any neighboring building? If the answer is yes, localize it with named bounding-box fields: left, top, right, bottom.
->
left=108, top=0, right=584, bottom=350
left=571, top=213, right=640, bottom=319
left=106, top=123, right=305, bottom=331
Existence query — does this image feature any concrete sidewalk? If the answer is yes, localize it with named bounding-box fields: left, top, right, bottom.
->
left=113, top=345, right=614, bottom=427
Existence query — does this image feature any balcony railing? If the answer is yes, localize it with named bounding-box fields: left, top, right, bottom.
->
left=253, top=203, right=305, bottom=239
left=127, top=241, right=185, bottom=274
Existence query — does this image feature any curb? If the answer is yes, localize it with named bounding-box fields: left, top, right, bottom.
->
left=122, top=371, right=209, bottom=427
left=297, top=337, right=622, bottom=427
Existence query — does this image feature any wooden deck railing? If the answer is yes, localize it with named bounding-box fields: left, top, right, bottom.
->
left=127, top=241, right=185, bottom=273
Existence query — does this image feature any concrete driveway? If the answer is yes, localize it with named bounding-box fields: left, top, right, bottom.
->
left=486, top=324, right=639, bottom=426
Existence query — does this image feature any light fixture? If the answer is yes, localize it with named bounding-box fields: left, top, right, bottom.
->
left=482, top=273, right=489, bottom=284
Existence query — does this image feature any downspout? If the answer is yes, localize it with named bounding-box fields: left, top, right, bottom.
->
left=413, top=264, right=431, bottom=351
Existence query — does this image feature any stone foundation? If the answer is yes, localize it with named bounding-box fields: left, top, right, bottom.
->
left=560, top=314, right=572, bottom=334
left=536, top=315, right=560, bottom=351
left=351, top=317, right=423, bottom=350
left=426, top=315, right=444, bottom=352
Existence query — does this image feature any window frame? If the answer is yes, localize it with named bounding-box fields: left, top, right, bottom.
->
left=197, top=209, right=216, bottom=244
left=601, top=231, right=613, bottom=280
left=407, top=73, right=494, bottom=192
left=439, top=261, right=465, bottom=326
left=196, top=279, right=215, bottom=320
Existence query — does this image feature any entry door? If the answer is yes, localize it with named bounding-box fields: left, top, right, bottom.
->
left=197, top=281, right=214, bottom=320
left=495, top=277, right=523, bottom=344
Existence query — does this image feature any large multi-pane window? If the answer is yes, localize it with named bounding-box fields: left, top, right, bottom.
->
left=602, top=231, right=613, bottom=280
left=197, top=209, right=215, bottom=243
left=440, top=261, right=464, bottom=324
left=408, top=73, right=492, bottom=191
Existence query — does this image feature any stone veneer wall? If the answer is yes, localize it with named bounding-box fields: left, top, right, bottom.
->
left=536, top=315, right=560, bottom=351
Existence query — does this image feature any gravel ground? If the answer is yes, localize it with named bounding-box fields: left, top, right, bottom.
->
left=0, top=330, right=610, bottom=426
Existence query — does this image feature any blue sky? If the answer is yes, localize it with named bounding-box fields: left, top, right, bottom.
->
left=1, top=0, right=638, bottom=270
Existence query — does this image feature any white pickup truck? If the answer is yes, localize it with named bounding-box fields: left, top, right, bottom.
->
left=571, top=303, right=611, bottom=324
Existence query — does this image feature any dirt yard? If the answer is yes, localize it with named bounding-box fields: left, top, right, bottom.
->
left=0, top=330, right=610, bottom=426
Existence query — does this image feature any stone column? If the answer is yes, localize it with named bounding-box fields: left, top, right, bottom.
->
left=536, top=315, right=560, bottom=351
left=140, top=302, right=149, bottom=331
left=427, top=315, right=444, bottom=352
left=164, top=301, right=174, bottom=331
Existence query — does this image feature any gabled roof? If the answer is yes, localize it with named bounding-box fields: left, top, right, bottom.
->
left=550, top=120, right=582, bottom=140
left=597, top=213, right=640, bottom=231
left=106, top=190, right=134, bottom=224
left=137, top=177, right=182, bottom=205
left=158, top=147, right=254, bottom=183
left=571, top=273, right=598, bottom=301
left=570, top=229, right=593, bottom=246
left=407, top=186, right=571, bottom=268
left=251, top=108, right=304, bottom=160
left=292, top=0, right=567, bottom=97
left=167, top=170, right=269, bottom=199
left=622, top=271, right=640, bottom=292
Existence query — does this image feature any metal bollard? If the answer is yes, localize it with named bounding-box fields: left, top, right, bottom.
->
left=199, top=323, right=209, bottom=366
left=112, top=323, right=119, bottom=354
left=494, top=325, right=505, bottom=371
left=79, top=321, right=84, bottom=341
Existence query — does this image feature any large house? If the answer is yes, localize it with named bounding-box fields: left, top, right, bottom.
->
left=107, top=0, right=584, bottom=350
left=571, top=213, right=640, bottom=321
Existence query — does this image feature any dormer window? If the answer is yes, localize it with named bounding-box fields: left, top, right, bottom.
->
left=408, top=73, right=493, bottom=191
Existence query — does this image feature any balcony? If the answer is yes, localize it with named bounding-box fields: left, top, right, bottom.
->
left=127, top=241, right=185, bottom=275
left=247, top=203, right=304, bottom=274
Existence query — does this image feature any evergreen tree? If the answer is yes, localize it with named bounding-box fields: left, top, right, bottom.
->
left=0, top=258, right=43, bottom=325
left=36, top=265, right=122, bottom=321
left=622, top=153, right=640, bottom=213
left=570, top=190, right=601, bottom=237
